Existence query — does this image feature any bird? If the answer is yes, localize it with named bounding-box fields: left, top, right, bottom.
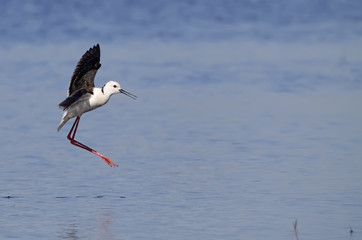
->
left=57, top=44, right=136, bottom=167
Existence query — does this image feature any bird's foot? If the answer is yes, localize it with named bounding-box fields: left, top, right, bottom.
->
left=100, top=155, right=118, bottom=167
left=89, top=149, right=118, bottom=167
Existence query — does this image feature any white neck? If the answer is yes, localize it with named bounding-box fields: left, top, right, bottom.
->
left=90, top=87, right=113, bottom=108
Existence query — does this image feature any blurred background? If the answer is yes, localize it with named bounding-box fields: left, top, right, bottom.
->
left=1, top=0, right=361, bottom=239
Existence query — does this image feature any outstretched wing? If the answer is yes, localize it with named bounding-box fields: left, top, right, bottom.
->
left=68, top=44, right=101, bottom=96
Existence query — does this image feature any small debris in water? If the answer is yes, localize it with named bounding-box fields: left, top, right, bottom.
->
left=349, top=224, right=354, bottom=234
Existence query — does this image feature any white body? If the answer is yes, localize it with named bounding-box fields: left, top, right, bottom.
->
left=57, top=81, right=121, bottom=131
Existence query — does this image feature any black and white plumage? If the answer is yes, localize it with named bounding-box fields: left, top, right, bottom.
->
left=57, top=44, right=136, bottom=167
left=59, top=44, right=101, bottom=109
left=57, top=44, right=136, bottom=131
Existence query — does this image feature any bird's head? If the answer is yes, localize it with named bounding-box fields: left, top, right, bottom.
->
left=104, top=81, right=137, bottom=99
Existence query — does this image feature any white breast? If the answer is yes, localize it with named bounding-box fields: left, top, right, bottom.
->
left=65, top=89, right=103, bottom=116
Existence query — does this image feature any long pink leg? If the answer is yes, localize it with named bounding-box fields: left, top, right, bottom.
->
left=67, top=117, right=118, bottom=167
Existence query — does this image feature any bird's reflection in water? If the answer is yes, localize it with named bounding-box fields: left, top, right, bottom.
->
left=57, top=211, right=115, bottom=240
left=57, top=223, right=79, bottom=240
left=96, top=211, right=115, bottom=240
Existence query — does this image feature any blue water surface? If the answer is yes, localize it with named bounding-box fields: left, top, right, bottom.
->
left=1, top=0, right=362, bottom=239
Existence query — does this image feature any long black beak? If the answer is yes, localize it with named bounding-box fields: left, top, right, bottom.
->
left=120, top=89, right=137, bottom=99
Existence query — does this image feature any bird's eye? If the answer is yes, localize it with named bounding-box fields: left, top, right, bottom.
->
left=113, top=85, right=117, bottom=88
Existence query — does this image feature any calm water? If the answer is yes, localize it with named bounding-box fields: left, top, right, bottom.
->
left=1, top=1, right=362, bottom=239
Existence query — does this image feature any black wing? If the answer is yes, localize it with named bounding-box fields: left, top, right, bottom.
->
left=68, top=44, right=101, bottom=96
left=58, top=89, right=88, bottom=110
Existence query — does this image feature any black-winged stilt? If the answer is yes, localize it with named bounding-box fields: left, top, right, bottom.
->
left=57, top=44, right=136, bottom=167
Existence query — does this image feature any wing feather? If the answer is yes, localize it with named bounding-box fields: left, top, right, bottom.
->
left=58, top=89, right=88, bottom=110
left=68, top=44, right=101, bottom=96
